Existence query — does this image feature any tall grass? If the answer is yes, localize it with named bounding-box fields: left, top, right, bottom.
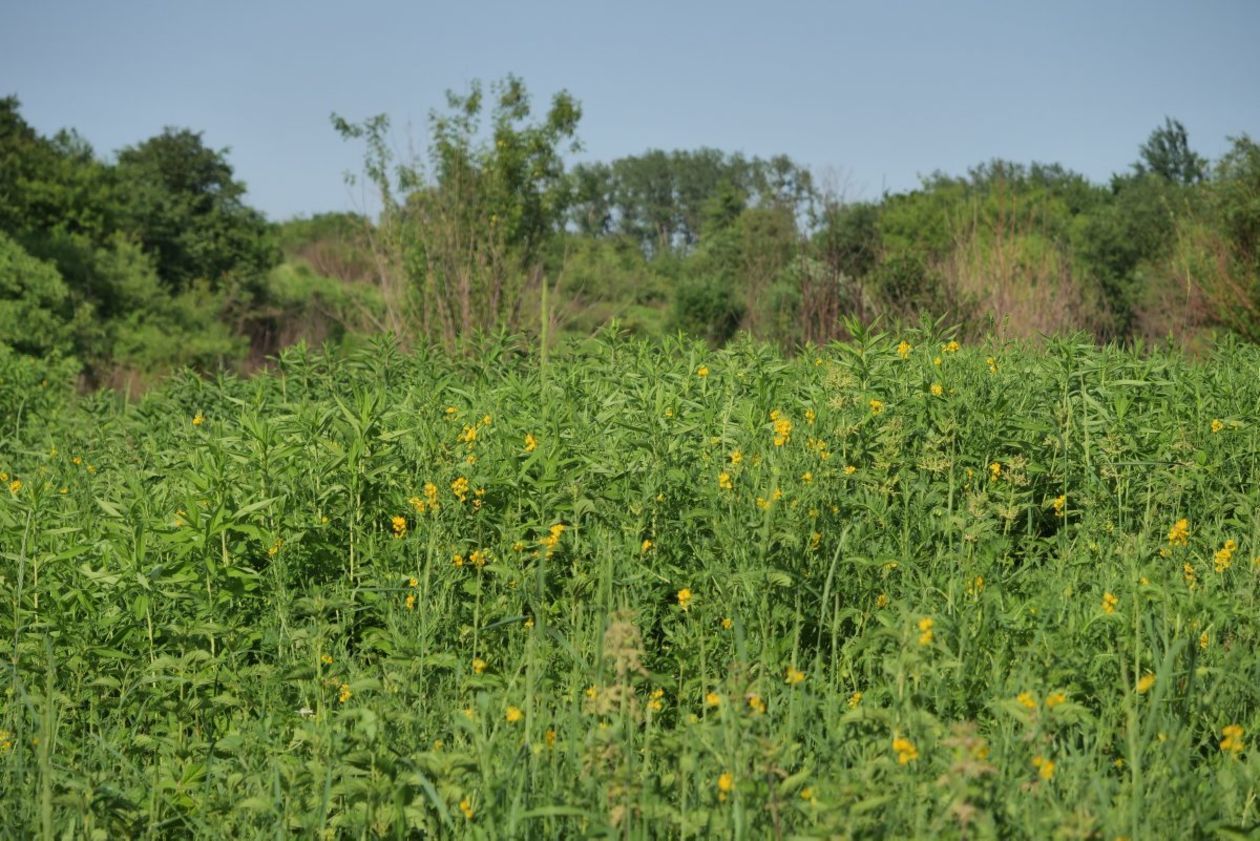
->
left=0, top=328, right=1256, bottom=838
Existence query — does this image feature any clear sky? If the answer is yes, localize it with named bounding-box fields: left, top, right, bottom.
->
left=4, top=0, right=1258, bottom=220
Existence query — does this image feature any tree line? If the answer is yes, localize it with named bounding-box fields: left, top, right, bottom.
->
left=2, top=78, right=1259, bottom=394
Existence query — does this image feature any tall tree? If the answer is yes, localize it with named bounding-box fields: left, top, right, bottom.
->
left=1135, top=117, right=1207, bottom=185
left=115, top=128, right=276, bottom=295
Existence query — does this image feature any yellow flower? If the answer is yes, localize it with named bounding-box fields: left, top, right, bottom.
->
left=1031, top=755, right=1055, bottom=780
left=1136, top=673, right=1156, bottom=694
left=1199, top=631, right=1209, bottom=651
left=641, top=539, right=653, bottom=552
left=696, top=364, right=709, bottom=378
left=933, top=355, right=942, bottom=366
left=451, top=476, right=470, bottom=502
left=986, top=356, right=998, bottom=374
left=785, top=667, right=806, bottom=686
left=8, top=479, right=20, bottom=494
left=869, top=399, right=884, bottom=415
left=677, top=588, right=693, bottom=611
left=729, top=449, right=743, bottom=464
left=423, top=482, right=439, bottom=509
left=648, top=687, right=665, bottom=712
left=917, top=616, right=934, bottom=646
left=1016, top=691, right=1038, bottom=710
left=405, top=593, right=416, bottom=610
left=747, top=693, right=766, bottom=715
left=705, top=691, right=722, bottom=707
left=1210, top=418, right=1224, bottom=433
left=718, top=471, right=733, bottom=491
left=800, top=786, right=814, bottom=802
left=896, top=340, right=912, bottom=359
left=1045, top=691, right=1067, bottom=709
left=943, top=340, right=960, bottom=353
left=844, top=464, right=857, bottom=475
left=445, top=406, right=458, bottom=417
left=192, top=413, right=204, bottom=426
left=472, top=657, right=487, bottom=674
left=452, top=553, right=465, bottom=568
left=470, top=548, right=488, bottom=568
left=1167, top=518, right=1190, bottom=546
left=804, top=408, right=816, bottom=425
left=544, top=728, right=557, bottom=747
left=524, top=433, right=538, bottom=452
left=875, top=593, right=889, bottom=609
left=338, top=683, right=352, bottom=703
left=801, top=470, right=813, bottom=484
left=1219, top=724, right=1245, bottom=754
left=721, top=617, right=733, bottom=630
left=989, top=461, right=1001, bottom=481
left=772, top=413, right=793, bottom=446
left=459, top=424, right=478, bottom=444
left=717, top=772, right=734, bottom=800
left=320, top=653, right=334, bottom=665
left=1183, top=563, right=1198, bottom=590
left=459, top=797, right=474, bottom=820
left=848, top=691, right=862, bottom=708
left=892, top=736, right=919, bottom=764
left=1102, top=592, right=1118, bottom=614
left=391, top=516, right=407, bottom=538
left=1052, top=494, right=1066, bottom=517
left=505, top=705, right=524, bottom=723
left=929, top=382, right=943, bottom=397
left=1214, top=539, right=1236, bottom=573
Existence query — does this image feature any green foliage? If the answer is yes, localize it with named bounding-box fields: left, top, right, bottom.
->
left=0, top=231, right=76, bottom=357
left=1, top=334, right=1257, bottom=837
left=115, top=127, right=278, bottom=297
left=333, top=76, right=581, bottom=343
left=1136, top=117, right=1208, bottom=185
left=670, top=273, right=744, bottom=344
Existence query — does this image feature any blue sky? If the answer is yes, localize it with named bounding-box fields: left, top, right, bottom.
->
left=4, top=0, right=1258, bottom=220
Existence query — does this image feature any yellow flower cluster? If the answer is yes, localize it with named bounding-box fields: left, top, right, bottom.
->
left=1052, top=494, right=1067, bottom=517
left=1102, top=592, right=1118, bottom=614
left=917, top=617, right=934, bottom=646
left=1219, top=724, right=1245, bottom=754
left=1031, top=755, right=1055, bottom=780
left=718, top=472, right=733, bottom=491
left=524, top=432, right=538, bottom=452
left=785, top=666, right=806, bottom=686
left=677, top=587, right=693, bottom=611
left=892, top=736, right=919, bottom=764
left=769, top=410, right=792, bottom=446
left=391, top=515, right=407, bottom=539
left=1167, top=518, right=1190, bottom=546
left=1214, top=539, right=1236, bottom=573
left=451, top=476, right=470, bottom=502
left=1136, top=673, right=1156, bottom=694
left=896, top=340, right=912, bottom=359
left=1210, top=418, right=1224, bottom=433
left=538, top=522, right=565, bottom=556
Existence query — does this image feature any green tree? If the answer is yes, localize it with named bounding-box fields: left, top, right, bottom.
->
left=115, top=128, right=276, bottom=296
left=1135, top=117, right=1207, bottom=185
left=0, top=230, right=75, bottom=357
left=334, top=75, right=581, bottom=343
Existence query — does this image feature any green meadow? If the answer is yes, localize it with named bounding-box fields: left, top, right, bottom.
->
left=1, top=328, right=1257, bottom=838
